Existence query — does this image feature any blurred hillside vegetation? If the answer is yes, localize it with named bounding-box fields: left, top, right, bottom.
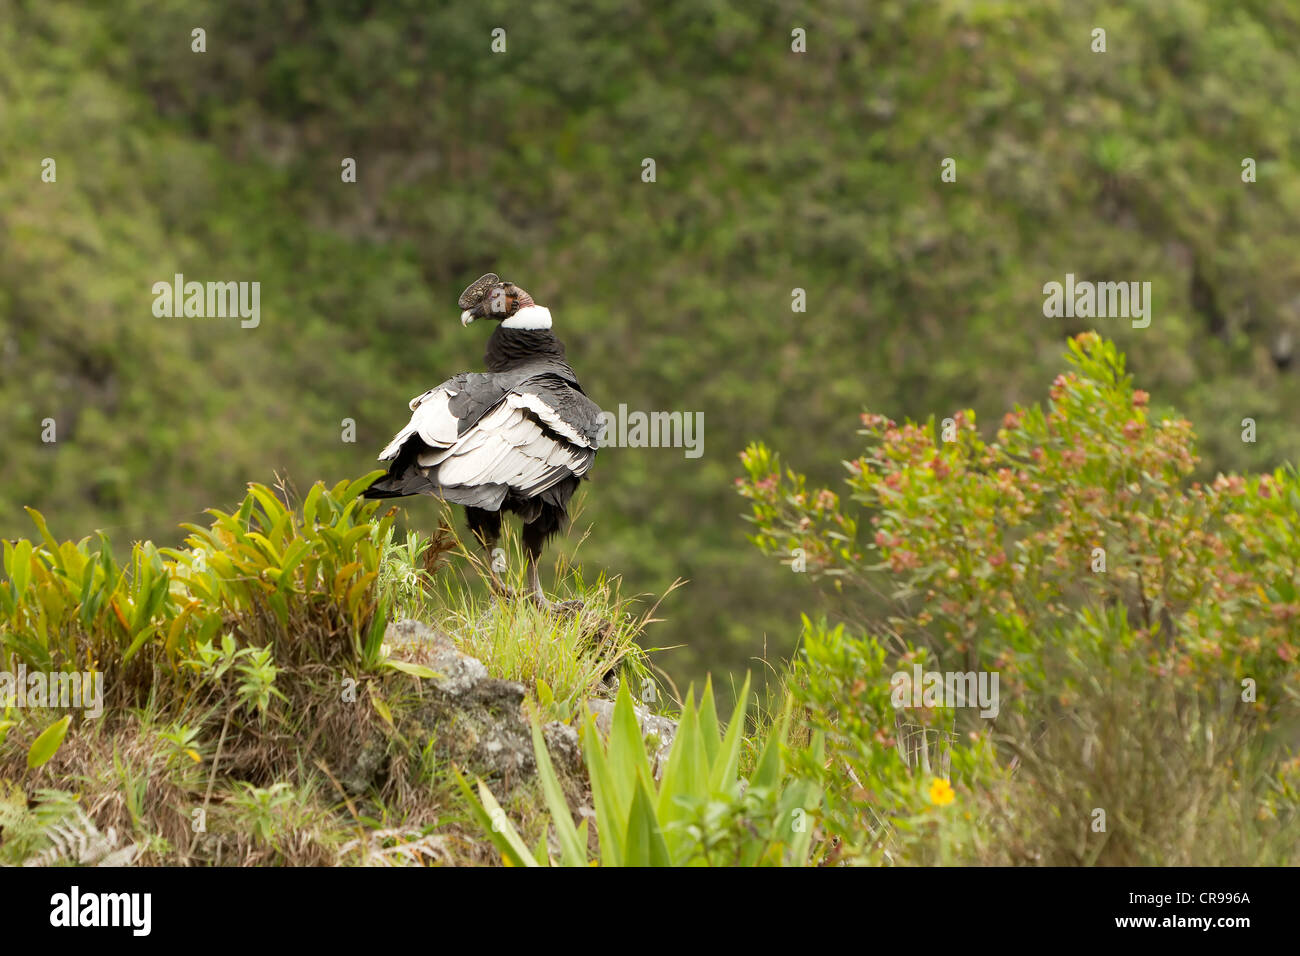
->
left=2, top=0, right=1298, bottom=690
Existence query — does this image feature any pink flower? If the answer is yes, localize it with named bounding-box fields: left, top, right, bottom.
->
left=890, top=549, right=920, bottom=572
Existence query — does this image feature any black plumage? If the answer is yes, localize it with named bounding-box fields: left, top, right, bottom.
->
left=364, top=275, right=603, bottom=608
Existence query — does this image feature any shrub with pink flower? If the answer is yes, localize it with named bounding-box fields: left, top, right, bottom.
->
left=737, top=334, right=1300, bottom=864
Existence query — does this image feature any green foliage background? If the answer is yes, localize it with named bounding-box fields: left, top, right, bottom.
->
left=2, top=0, right=1298, bottom=689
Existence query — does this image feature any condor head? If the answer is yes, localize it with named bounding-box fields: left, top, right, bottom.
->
left=458, top=273, right=549, bottom=329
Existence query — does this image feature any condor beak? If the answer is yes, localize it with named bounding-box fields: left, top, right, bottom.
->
left=461, top=310, right=475, bottom=327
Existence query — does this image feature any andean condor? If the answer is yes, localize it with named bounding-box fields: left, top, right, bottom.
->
left=363, top=274, right=603, bottom=609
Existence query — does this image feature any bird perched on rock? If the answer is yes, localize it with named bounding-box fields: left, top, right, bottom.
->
left=364, top=274, right=603, bottom=609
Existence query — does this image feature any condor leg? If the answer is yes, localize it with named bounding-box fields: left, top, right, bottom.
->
left=465, top=507, right=512, bottom=599
left=523, top=517, right=582, bottom=615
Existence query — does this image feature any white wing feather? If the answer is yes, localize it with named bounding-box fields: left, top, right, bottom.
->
left=386, top=395, right=593, bottom=496
left=505, top=393, right=593, bottom=447
left=379, top=387, right=463, bottom=460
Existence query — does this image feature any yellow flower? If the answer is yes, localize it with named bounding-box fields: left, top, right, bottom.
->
left=928, top=777, right=955, bottom=807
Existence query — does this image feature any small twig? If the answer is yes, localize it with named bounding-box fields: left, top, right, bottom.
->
left=188, top=705, right=233, bottom=858
left=315, top=758, right=370, bottom=860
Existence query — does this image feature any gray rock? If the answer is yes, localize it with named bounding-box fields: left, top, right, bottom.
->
left=337, top=619, right=680, bottom=795
left=384, top=618, right=537, bottom=783
left=542, top=721, right=583, bottom=774
left=583, top=698, right=678, bottom=777
left=385, top=618, right=488, bottom=697
left=339, top=732, right=389, bottom=796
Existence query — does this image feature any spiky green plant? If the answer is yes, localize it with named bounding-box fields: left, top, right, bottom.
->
left=0, top=474, right=395, bottom=710
left=459, top=678, right=823, bottom=866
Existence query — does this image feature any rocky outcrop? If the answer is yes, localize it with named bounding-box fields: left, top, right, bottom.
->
left=336, top=618, right=677, bottom=794
left=385, top=618, right=541, bottom=784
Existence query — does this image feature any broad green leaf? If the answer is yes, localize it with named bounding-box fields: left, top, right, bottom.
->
left=27, top=715, right=72, bottom=768
left=370, top=692, right=394, bottom=728
left=608, top=682, right=654, bottom=806
left=709, top=674, right=751, bottom=794
left=536, top=677, right=554, bottom=710
left=528, top=708, right=587, bottom=866
left=656, top=693, right=705, bottom=863
left=24, top=508, right=62, bottom=570
left=9, top=539, right=33, bottom=597
left=236, top=492, right=256, bottom=529
left=248, top=485, right=288, bottom=526
left=751, top=700, right=790, bottom=792
left=302, top=483, right=324, bottom=530
left=277, top=540, right=313, bottom=583
left=383, top=660, right=441, bottom=680
left=784, top=731, right=824, bottom=866
left=697, top=677, right=721, bottom=766
left=623, top=769, right=672, bottom=867
left=244, top=531, right=282, bottom=566
left=122, top=623, right=159, bottom=663
left=343, top=471, right=387, bottom=505
left=452, top=769, right=536, bottom=868
left=581, top=711, right=625, bottom=866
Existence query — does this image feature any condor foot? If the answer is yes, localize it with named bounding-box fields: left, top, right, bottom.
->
left=528, top=591, right=584, bottom=617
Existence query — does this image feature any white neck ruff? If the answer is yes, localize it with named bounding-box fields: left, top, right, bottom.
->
left=501, top=305, right=552, bottom=330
